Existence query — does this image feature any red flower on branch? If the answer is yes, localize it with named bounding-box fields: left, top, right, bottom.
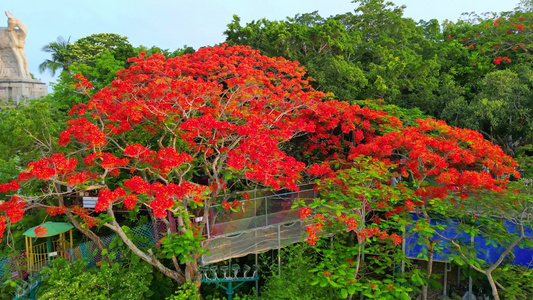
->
left=0, top=196, right=26, bottom=223
left=0, top=180, right=19, bottom=193
left=46, top=206, right=67, bottom=216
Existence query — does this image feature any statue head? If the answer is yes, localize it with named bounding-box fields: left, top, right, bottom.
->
left=4, top=11, right=26, bottom=34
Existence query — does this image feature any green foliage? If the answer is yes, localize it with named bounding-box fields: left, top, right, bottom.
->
left=166, top=280, right=200, bottom=300
left=37, top=258, right=154, bottom=300
left=65, top=33, right=135, bottom=66
left=0, top=209, right=49, bottom=255
left=0, top=98, right=67, bottom=191
left=258, top=244, right=339, bottom=300
left=39, top=33, right=136, bottom=91
left=225, top=0, right=440, bottom=107
left=442, top=67, right=533, bottom=155
left=419, top=180, right=533, bottom=298
left=352, top=99, right=430, bottom=126
left=301, top=158, right=414, bottom=299
left=69, top=50, right=126, bottom=89
left=39, top=36, right=72, bottom=76
left=492, top=265, right=533, bottom=299
left=0, top=279, right=18, bottom=300
left=160, top=228, right=207, bottom=264
left=134, top=45, right=195, bottom=58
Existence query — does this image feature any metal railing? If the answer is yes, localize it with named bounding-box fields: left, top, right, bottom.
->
left=205, top=184, right=316, bottom=239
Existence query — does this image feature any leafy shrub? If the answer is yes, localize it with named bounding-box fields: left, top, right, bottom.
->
left=258, top=244, right=340, bottom=300
left=37, top=257, right=154, bottom=300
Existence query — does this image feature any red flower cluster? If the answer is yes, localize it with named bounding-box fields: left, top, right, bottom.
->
left=0, top=196, right=26, bottom=223
left=122, top=194, right=138, bottom=210
left=357, top=226, right=402, bottom=245
left=59, top=118, right=106, bottom=147
left=25, top=153, right=77, bottom=181
left=150, top=196, right=174, bottom=218
left=67, top=171, right=97, bottom=186
left=494, top=56, right=511, bottom=65
left=353, top=118, right=518, bottom=196
left=94, top=188, right=126, bottom=212
left=84, top=152, right=129, bottom=177
left=124, top=144, right=193, bottom=176
left=0, top=196, right=26, bottom=242
left=72, top=206, right=100, bottom=228
left=298, top=207, right=312, bottom=219
left=46, top=206, right=67, bottom=216
left=222, top=199, right=240, bottom=210
left=84, top=217, right=100, bottom=228
left=0, top=216, right=5, bottom=242
left=305, top=214, right=325, bottom=245
left=74, top=74, right=93, bottom=89
left=153, top=147, right=193, bottom=175
left=242, top=192, right=251, bottom=201
left=0, top=180, right=19, bottom=193
left=18, top=172, right=32, bottom=182
left=124, top=181, right=209, bottom=218
left=123, top=176, right=151, bottom=194
left=337, top=214, right=358, bottom=231
left=123, top=144, right=155, bottom=162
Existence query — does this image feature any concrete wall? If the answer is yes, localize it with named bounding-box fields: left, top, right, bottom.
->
left=0, top=79, right=47, bottom=103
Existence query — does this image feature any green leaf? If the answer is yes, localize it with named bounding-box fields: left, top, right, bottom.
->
left=340, top=288, right=348, bottom=299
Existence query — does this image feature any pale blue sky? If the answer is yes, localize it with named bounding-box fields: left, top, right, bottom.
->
left=1, top=0, right=519, bottom=88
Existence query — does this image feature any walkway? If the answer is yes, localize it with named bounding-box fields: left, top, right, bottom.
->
left=198, top=185, right=316, bottom=265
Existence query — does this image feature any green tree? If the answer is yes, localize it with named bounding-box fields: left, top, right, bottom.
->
left=225, top=0, right=443, bottom=110
left=38, top=36, right=72, bottom=76
left=441, top=67, right=533, bottom=155
left=65, top=33, right=135, bottom=66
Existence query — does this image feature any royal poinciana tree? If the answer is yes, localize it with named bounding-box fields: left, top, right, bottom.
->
left=0, top=44, right=330, bottom=285
left=0, top=44, right=520, bottom=298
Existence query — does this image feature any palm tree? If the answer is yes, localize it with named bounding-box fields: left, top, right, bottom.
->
left=39, top=36, right=72, bottom=76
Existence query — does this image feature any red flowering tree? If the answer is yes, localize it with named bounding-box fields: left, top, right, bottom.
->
left=0, top=44, right=331, bottom=286
left=296, top=112, right=519, bottom=298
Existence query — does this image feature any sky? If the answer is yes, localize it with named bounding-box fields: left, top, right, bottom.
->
left=1, top=0, right=520, bottom=90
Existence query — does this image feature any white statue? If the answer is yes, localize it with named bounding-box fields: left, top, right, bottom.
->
left=0, top=11, right=31, bottom=79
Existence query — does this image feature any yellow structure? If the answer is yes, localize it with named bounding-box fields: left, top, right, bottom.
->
left=23, top=222, right=73, bottom=273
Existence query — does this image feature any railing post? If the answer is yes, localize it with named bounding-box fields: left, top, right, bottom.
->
left=265, top=197, right=268, bottom=226
left=206, top=209, right=211, bottom=239
left=277, top=225, right=281, bottom=277
left=255, top=229, right=259, bottom=297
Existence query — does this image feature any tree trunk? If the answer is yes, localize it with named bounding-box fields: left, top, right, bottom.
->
left=486, top=271, right=500, bottom=300
left=104, top=206, right=186, bottom=284
left=57, top=192, right=113, bottom=265
left=66, top=212, right=114, bottom=265
left=421, top=239, right=434, bottom=300
left=186, top=259, right=202, bottom=284
left=420, top=208, right=434, bottom=300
